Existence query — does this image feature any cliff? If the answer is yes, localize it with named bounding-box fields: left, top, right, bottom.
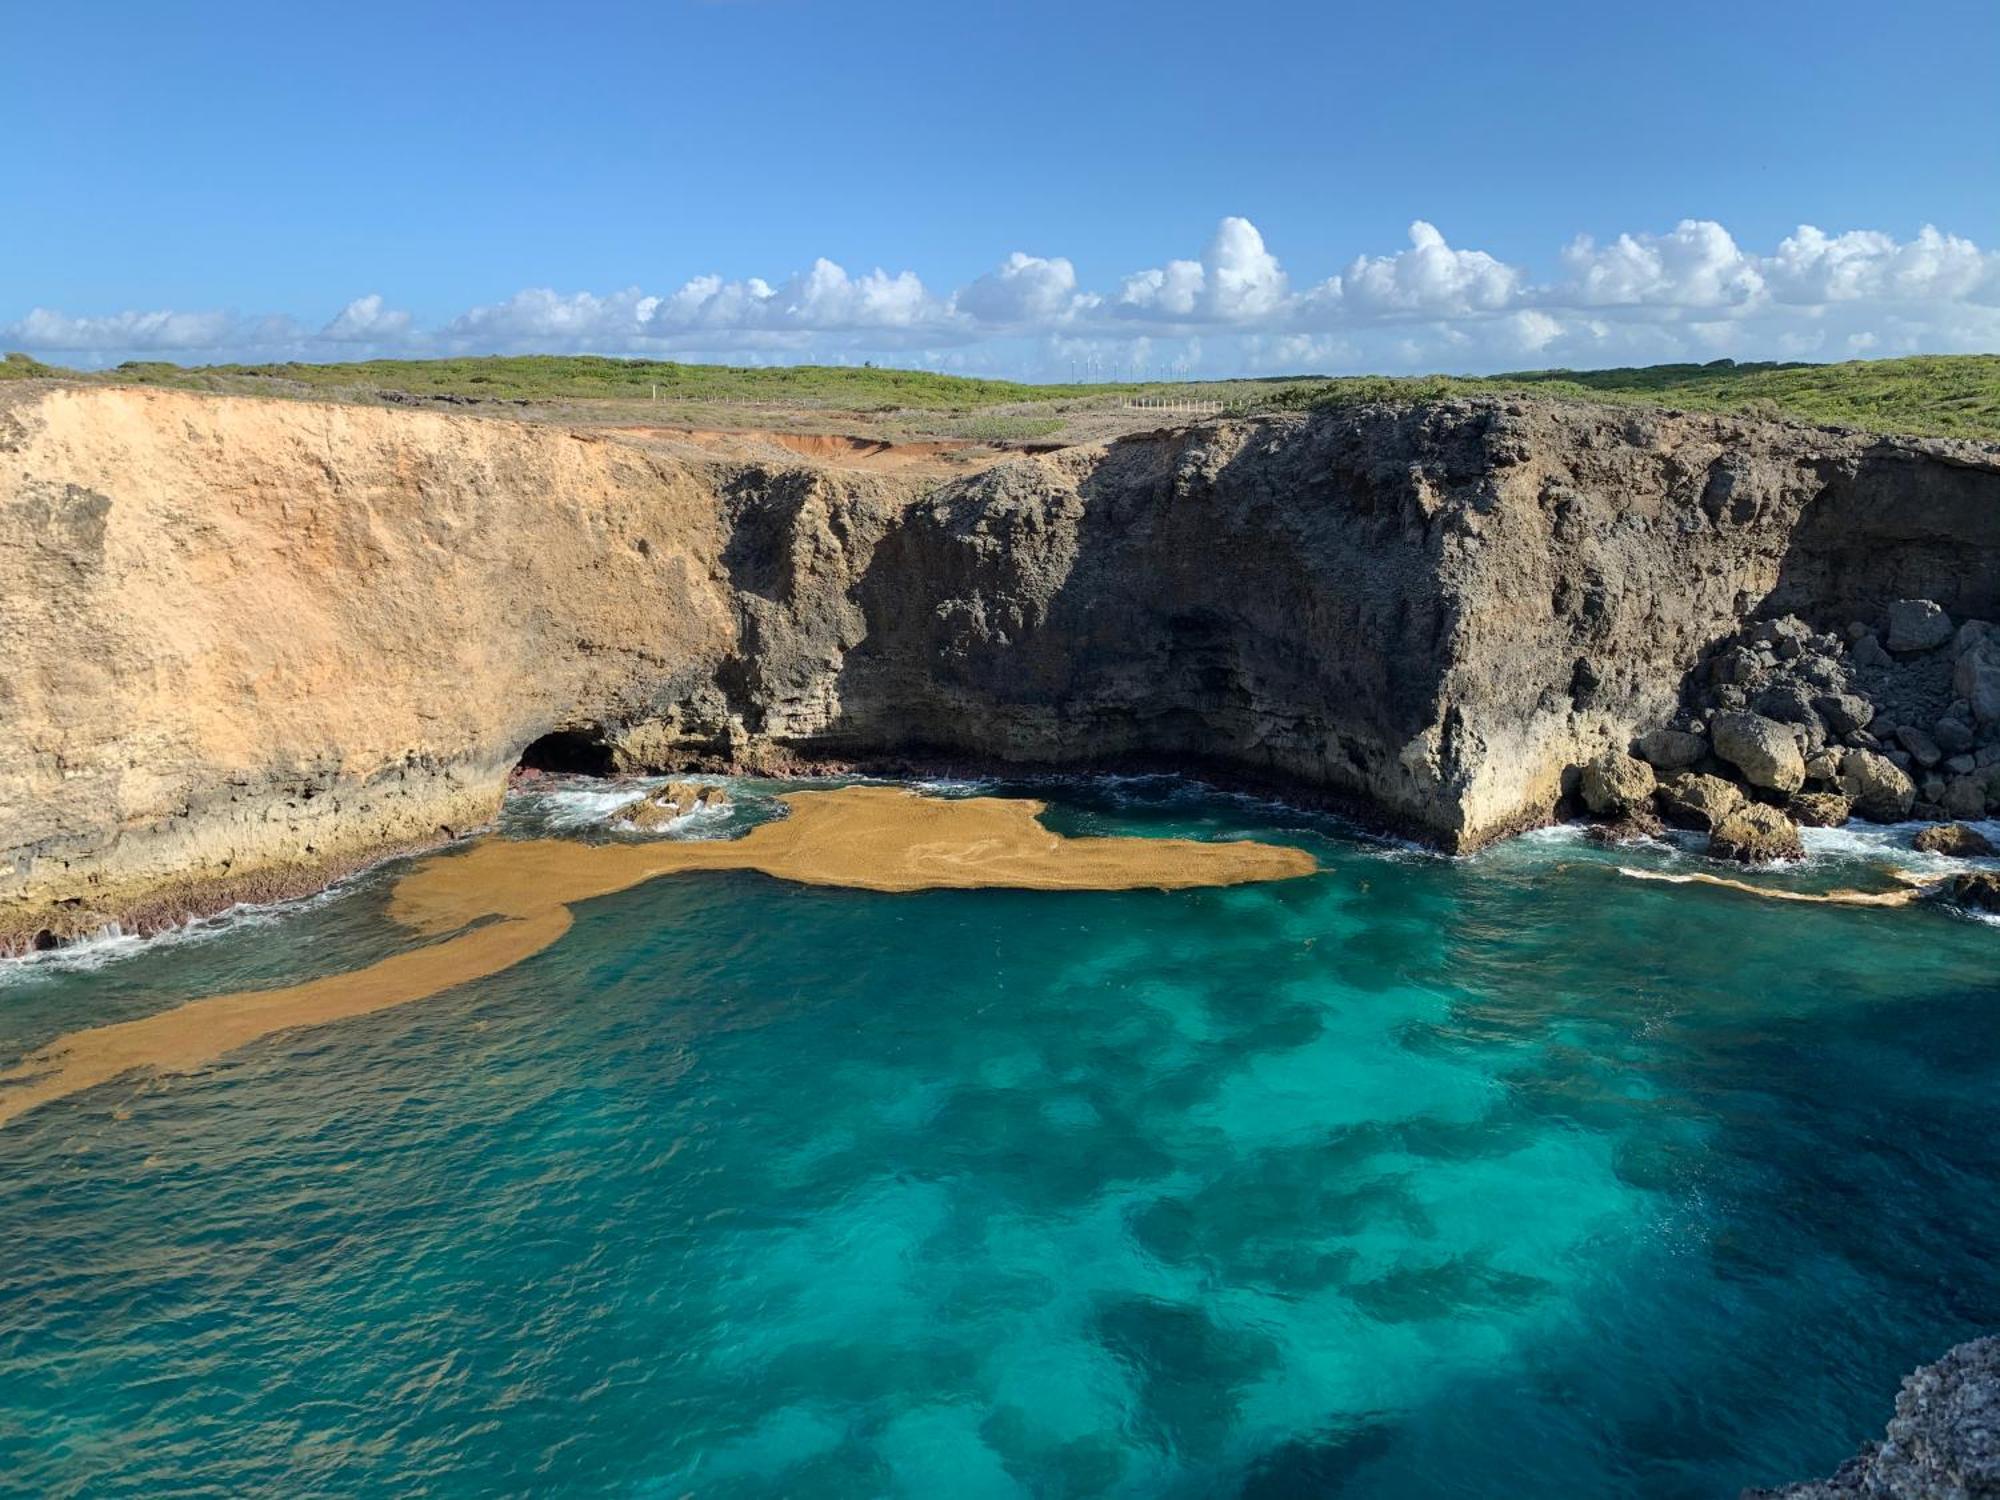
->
left=4, top=384, right=1998, bottom=948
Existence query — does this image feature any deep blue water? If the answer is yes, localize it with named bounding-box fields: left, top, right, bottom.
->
left=1, top=777, right=1997, bottom=1498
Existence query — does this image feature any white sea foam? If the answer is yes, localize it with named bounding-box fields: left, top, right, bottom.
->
left=0, top=879, right=358, bottom=986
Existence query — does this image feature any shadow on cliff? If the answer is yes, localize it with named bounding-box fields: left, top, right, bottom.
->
left=808, top=418, right=1465, bottom=814
left=1763, top=443, right=2000, bottom=626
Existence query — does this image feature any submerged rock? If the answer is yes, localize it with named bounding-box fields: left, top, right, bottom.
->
left=620, top=781, right=731, bottom=830
left=1584, top=809, right=1666, bottom=845
left=1713, top=712, right=1807, bottom=794
left=1913, top=823, right=1997, bottom=857
left=1943, top=873, right=2000, bottom=914
left=1708, top=804, right=1805, bottom=864
left=1744, top=1335, right=2000, bottom=1498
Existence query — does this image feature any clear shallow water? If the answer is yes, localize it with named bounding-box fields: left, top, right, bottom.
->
left=1, top=778, right=1997, bottom=1498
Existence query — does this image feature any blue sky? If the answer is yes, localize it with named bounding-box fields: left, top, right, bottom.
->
left=6, top=0, right=1997, bottom=377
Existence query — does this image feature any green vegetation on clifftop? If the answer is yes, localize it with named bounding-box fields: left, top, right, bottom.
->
left=8, top=350, right=1998, bottom=441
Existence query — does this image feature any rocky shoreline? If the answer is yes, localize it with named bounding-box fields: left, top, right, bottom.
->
left=1575, top=597, right=2000, bottom=900
left=6, top=382, right=2000, bottom=945
left=1744, top=1338, right=2000, bottom=1498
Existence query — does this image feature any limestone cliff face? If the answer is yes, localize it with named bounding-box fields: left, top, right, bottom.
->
left=4, top=384, right=1997, bottom=946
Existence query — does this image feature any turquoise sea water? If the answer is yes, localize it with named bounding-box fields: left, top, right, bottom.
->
left=1, top=776, right=1997, bottom=1498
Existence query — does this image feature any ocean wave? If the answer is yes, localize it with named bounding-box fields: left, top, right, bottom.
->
left=0, top=879, right=361, bottom=987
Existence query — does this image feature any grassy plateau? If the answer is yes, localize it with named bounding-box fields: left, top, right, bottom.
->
left=5, top=350, right=1998, bottom=442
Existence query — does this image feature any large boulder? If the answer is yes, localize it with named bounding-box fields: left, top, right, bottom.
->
left=1579, top=750, right=1656, bottom=817
left=1813, top=692, right=1875, bottom=737
left=1839, top=750, right=1918, bottom=822
left=1956, top=641, right=2000, bottom=725
left=1887, top=598, right=1954, bottom=652
left=1655, top=772, right=1747, bottom=832
left=1708, top=804, right=1805, bottom=864
left=1944, top=873, right=2000, bottom=914
left=1913, top=823, right=1997, bottom=857
left=1895, top=725, right=1944, bottom=768
left=1711, top=711, right=1807, bottom=793
left=1788, top=791, right=1852, bottom=828
left=1634, top=727, right=1707, bottom=771
left=1944, top=772, right=1995, bottom=821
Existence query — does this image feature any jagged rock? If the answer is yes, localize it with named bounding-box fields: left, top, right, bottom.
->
left=1887, top=598, right=1954, bottom=652
left=1814, top=692, right=1875, bottom=736
left=1848, top=729, right=1883, bottom=751
left=1758, top=680, right=1822, bottom=729
left=1580, top=750, right=1657, bottom=817
left=1744, top=1336, right=2000, bottom=1498
left=1712, top=711, right=1807, bottom=793
left=1655, top=772, right=1747, bottom=832
left=1896, top=725, right=1944, bottom=768
left=1584, top=808, right=1665, bottom=845
left=1913, top=823, right=1997, bottom=856
left=1921, top=773, right=1949, bottom=806
left=1887, top=749, right=1916, bottom=773
left=620, top=780, right=731, bottom=829
left=1804, top=750, right=1844, bottom=784
left=1788, top=791, right=1852, bottom=828
left=1938, top=714, right=1978, bottom=755
left=1956, top=642, right=2000, bottom=725
left=1944, top=873, right=2000, bottom=913
left=1852, top=633, right=1895, bottom=671
left=1839, top=750, right=1918, bottom=822
left=1944, top=770, right=1999, bottom=820
left=1708, top=803, right=1805, bottom=864
left=1635, top=727, right=1707, bottom=771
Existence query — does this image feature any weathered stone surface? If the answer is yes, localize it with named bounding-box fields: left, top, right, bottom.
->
left=1913, top=822, right=1996, bottom=856
left=4, top=384, right=1999, bottom=946
left=1583, top=808, right=1665, bottom=845
left=1944, top=774, right=1993, bottom=821
left=1815, top=692, right=1875, bottom=736
left=1712, top=712, right=1808, bottom=793
left=1580, top=750, right=1657, bottom=817
left=1655, top=772, right=1748, bottom=832
left=1958, top=642, right=2000, bottom=726
left=1708, top=803, right=1805, bottom=864
left=1945, top=873, right=2000, bottom=913
left=1938, top=714, right=1979, bottom=755
left=1635, top=727, right=1707, bottom=770
left=1896, top=725, right=1944, bottom=767
left=1840, top=750, right=1919, bottom=822
left=1744, top=1336, right=2000, bottom=1498
left=1788, top=791, right=1852, bottom=828
left=1886, top=597, right=1954, bottom=652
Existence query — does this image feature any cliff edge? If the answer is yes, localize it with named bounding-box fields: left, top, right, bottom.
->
left=4, top=384, right=1998, bottom=947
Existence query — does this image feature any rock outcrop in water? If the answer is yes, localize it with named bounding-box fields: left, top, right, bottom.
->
left=5, top=383, right=1999, bottom=946
left=1745, top=1337, right=2000, bottom=1498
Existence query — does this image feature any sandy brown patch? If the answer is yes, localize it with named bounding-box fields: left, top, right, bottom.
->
left=0, top=787, right=1314, bottom=1128
left=1617, top=865, right=1925, bottom=907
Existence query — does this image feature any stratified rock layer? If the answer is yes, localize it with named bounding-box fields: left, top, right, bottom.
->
left=5, top=384, right=1999, bottom=945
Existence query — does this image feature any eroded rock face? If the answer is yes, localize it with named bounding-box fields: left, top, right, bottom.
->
left=1744, top=1336, right=2000, bottom=1498
left=4, top=384, right=1999, bottom=944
